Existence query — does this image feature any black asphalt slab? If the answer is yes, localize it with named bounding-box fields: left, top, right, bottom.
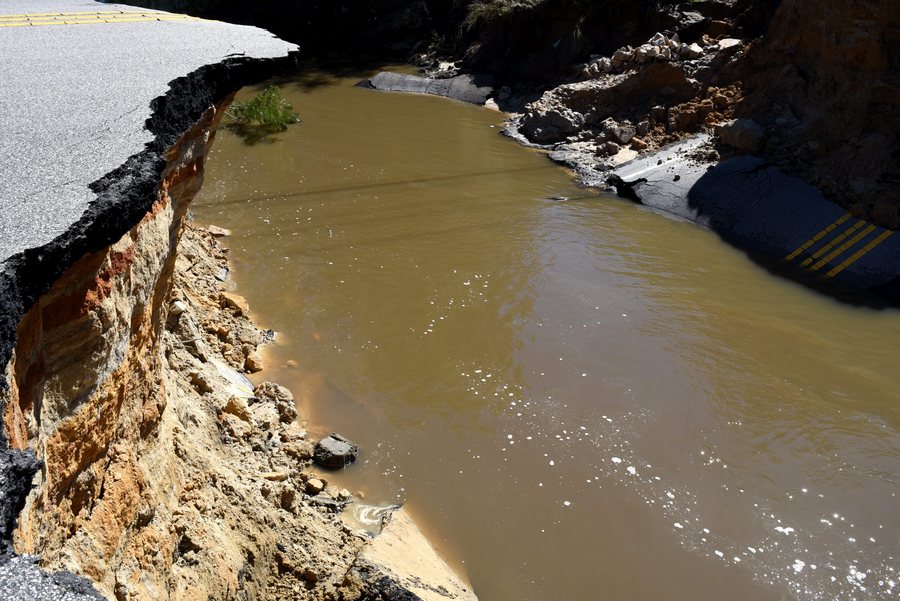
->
left=611, top=137, right=900, bottom=302
left=359, top=71, right=495, bottom=105
left=0, top=0, right=296, bottom=264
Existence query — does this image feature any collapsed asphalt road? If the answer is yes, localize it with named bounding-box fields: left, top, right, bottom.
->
left=0, top=0, right=297, bottom=384
left=0, top=1, right=297, bottom=598
left=0, top=0, right=296, bottom=263
left=609, top=136, right=900, bottom=304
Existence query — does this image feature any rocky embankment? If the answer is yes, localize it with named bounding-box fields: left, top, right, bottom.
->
left=509, top=27, right=746, bottom=182
left=503, top=0, right=899, bottom=231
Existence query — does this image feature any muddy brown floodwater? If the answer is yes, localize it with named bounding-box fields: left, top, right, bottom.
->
left=193, top=67, right=900, bottom=601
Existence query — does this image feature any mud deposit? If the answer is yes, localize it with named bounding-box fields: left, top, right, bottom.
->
left=194, top=69, right=900, bottom=601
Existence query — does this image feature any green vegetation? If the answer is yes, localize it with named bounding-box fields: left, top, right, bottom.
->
left=226, top=86, right=300, bottom=131
left=461, top=0, right=546, bottom=31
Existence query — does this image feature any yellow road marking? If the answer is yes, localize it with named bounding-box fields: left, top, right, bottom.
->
left=0, top=11, right=202, bottom=27
left=808, top=224, right=877, bottom=272
left=784, top=212, right=852, bottom=262
left=0, top=11, right=148, bottom=19
left=799, top=220, right=866, bottom=267
left=825, top=230, right=894, bottom=278
left=0, top=15, right=199, bottom=27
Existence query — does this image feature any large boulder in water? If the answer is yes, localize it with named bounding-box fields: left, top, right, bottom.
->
left=314, top=433, right=359, bottom=469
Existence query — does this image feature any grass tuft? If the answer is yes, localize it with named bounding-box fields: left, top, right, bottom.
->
left=226, top=86, right=300, bottom=131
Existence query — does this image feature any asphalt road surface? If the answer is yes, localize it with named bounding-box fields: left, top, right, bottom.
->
left=0, top=0, right=296, bottom=264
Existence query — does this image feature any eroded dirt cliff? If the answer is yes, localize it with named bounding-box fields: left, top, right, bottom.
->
left=0, top=48, right=475, bottom=601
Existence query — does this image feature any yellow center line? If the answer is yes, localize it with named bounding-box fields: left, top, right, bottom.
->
left=799, top=220, right=866, bottom=267
left=784, top=212, right=852, bottom=262
left=809, top=224, right=878, bottom=272
left=825, top=231, right=894, bottom=278
left=0, top=12, right=168, bottom=21
left=0, top=11, right=151, bottom=19
left=0, top=15, right=200, bottom=27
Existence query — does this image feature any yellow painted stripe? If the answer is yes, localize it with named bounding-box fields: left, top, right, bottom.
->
left=825, top=230, right=894, bottom=278
left=808, top=224, right=877, bottom=272
left=785, top=212, right=852, bottom=262
left=0, top=11, right=151, bottom=19
left=0, top=13, right=168, bottom=21
left=799, top=220, right=866, bottom=267
left=0, top=15, right=199, bottom=27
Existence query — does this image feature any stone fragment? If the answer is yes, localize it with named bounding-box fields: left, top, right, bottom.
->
left=254, top=382, right=298, bottom=423
left=313, top=434, right=360, bottom=469
left=649, top=32, right=668, bottom=47
left=262, top=472, right=289, bottom=482
left=518, top=106, right=586, bottom=144
left=305, top=478, right=325, bottom=495
left=281, top=423, right=308, bottom=442
left=636, top=120, right=651, bottom=136
left=718, top=118, right=766, bottom=153
left=716, top=38, right=742, bottom=54
left=280, top=487, right=296, bottom=510
left=221, top=396, right=252, bottom=422
left=596, top=141, right=621, bottom=157
left=244, top=351, right=264, bottom=373
left=610, top=48, right=631, bottom=67
left=250, top=402, right=280, bottom=432
left=682, top=43, right=704, bottom=59
left=601, top=118, right=636, bottom=145
left=282, top=441, right=314, bottom=460
left=705, top=20, right=733, bottom=38
left=303, top=568, right=319, bottom=583
left=207, top=225, right=232, bottom=237
left=170, top=300, right=188, bottom=317
left=220, top=292, right=250, bottom=316
left=189, top=372, right=213, bottom=394
left=220, top=413, right=251, bottom=439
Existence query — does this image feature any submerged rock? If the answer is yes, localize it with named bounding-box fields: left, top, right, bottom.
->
left=314, top=433, right=360, bottom=469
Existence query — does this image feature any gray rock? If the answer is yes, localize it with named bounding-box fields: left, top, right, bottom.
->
left=601, top=119, right=636, bottom=145
left=718, top=118, right=766, bottom=153
left=716, top=38, right=742, bottom=54
left=611, top=48, right=632, bottom=67
left=519, top=107, right=586, bottom=144
left=596, top=141, right=621, bottom=157
left=682, top=43, right=704, bottom=59
left=314, top=434, right=360, bottom=469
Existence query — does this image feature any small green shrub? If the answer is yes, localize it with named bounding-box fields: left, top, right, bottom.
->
left=226, top=86, right=300, bottom=131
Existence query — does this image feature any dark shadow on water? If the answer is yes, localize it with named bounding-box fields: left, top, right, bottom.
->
left=265, top=56, right=419, bottom=93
